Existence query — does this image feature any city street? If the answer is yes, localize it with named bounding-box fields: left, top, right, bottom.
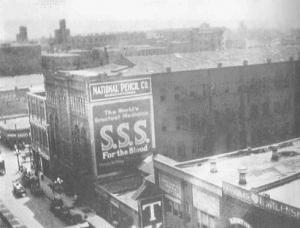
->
left=0, top=143, right=65, bottom=228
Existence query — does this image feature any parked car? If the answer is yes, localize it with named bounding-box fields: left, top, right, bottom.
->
left=12, top=181, right=26, bottom=198
left=0, top=159, right=5, bottom=175
left=50, top=196, right=64, bottom=216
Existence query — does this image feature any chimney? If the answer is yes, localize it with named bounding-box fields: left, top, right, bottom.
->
left=166, top=67, right=171, bottom=73
left=217, top=63, right=222, bottom=68
left=243, top=60, right=248, bottom=66
left=270, top=144, right=279, bottom=161
left=238, top=167, right=247, bottom=185
left=266, top=58, right=271, bottom=64
left=289, top=56, right=294, bottom=62
left=210, top=159, right=217, bottom=173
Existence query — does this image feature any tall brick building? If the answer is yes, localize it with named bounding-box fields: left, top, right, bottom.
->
left=42, top=46, right=300, bottom=190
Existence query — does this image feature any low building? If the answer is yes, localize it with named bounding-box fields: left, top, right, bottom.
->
left=0, top=115, right=30, bottom=149
left=153, top=138, right=300, bottom=228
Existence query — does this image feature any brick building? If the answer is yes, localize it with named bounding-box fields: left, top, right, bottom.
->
left=41, top=45, right=300, bottom=227
left=0, top=43, right=41, bottom=76
left=119, top=46, right=300, bottom=161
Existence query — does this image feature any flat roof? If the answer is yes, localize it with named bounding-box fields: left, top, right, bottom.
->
left=122, top=45, right=300, bottom=75
left=0, top=116, right=29, bottom=130
left=0, top=74, right=44, bottom=91
left=60, top=64, right=129, bottom=77
left=263, top=178, right=300, bottom=208
left=155, top=138, right=300, bottom=191
left=42, top=52, right=79, bottom=57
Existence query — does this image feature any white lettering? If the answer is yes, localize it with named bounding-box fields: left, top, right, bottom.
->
left=134, top=120, right=148, bottom=145
left=142, top=201, right=161, bottom=222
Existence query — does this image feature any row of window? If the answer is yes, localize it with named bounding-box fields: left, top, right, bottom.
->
left=31, top=125, right=49, bottom=152
left=28, top=99, right=46, bottom=121
left=249, top=99, right=292, bottom=119
left=70, top=95, right=86, bottom=116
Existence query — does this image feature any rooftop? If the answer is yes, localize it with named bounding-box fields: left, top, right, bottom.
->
left=263, top=178, right=300, bottom=208
left=0, top=116, right=30, bottom=130
left=42, top=52, right=80, bottom=57
left=60, top=64, right=129, bottom=77
left=122, top=45, right=300, bottom=75
left=0, top=74, right=44, bottom=92
left=155, top=138, right=300, bottom=192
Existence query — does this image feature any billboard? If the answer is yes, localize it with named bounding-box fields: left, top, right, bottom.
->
left=91, top=78, right=154, bottom=174
left=139, top=195, right=164, bottom=228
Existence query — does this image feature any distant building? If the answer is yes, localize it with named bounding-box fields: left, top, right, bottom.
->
left=154, top=138, right=300, bottom=228
left=16, top=26, right=28, bottom=43
left=54, top=19, right=71, bottom=50
left=0, top=43, right=41, bottom=76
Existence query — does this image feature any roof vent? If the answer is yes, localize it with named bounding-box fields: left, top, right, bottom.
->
left=270, top=144, right=279, bottom=161
left=210, top=159, right=217, bottom=173
left=238, top=167, right=248, bottom=185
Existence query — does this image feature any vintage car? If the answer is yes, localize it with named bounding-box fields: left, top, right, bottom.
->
left=0, top=159, right=5, bottom=175
left=50, top=196, right=64, bottom=216
left=12, top=181, right=26, bottom=198
left=30, top=176, right=43, bottom=196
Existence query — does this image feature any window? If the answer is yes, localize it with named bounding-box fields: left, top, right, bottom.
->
left=250, top=104, right=258, bottom=119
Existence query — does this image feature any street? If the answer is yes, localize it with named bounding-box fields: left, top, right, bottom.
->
left=0, top=143, right=65, bottom=228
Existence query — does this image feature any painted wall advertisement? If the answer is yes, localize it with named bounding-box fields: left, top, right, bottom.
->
left=139, top=195, right=164, bottom=228
left=223, top=181, right=300, bottom=220
left=91, top=78, right=155, bottom=174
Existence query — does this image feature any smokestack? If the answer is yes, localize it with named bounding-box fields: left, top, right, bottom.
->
left=270, top=144, right=279, bottom=161
left=238, top=167, right=247, bottom=185
left=210, top=159, right=217, bottom=173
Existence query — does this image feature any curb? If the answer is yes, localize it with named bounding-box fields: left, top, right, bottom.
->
left=0, top=200, right=28, bottom=228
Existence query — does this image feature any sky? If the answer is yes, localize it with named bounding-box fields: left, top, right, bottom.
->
left=0, top=0, right=299, bottom=41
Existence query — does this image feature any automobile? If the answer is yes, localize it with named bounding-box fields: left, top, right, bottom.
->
left=0, top=159, right=5, bottom=175
left=12, top=181, right=26, bottom=198
left=50, top=196, right=64, bottom=216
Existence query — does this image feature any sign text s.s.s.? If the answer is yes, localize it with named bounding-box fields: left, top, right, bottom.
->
left=139, top=195, right=164, bottom=228
left=93, top=97, right=154, bottom=170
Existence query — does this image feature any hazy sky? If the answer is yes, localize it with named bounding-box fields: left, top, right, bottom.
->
left=0, top=0, right=299, bottom=41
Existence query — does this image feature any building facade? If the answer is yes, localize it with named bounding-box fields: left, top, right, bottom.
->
left=0, top=43, right=41, bottom=76
left=154, top=138, right=300, bottom=228
left=27, top=91, right=50, bottom=177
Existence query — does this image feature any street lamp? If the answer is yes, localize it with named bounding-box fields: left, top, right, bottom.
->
left=14, top=144, right=20, bottom=171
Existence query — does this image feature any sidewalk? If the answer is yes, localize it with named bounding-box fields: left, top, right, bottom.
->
left=38, top=173, right=74, bottom=207
left=38, top=173, right=115, bottom=228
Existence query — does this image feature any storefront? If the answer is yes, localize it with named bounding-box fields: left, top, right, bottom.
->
left=220, top=182, right=300, bottom=228
left=0, top=116, right=30, bottom=149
